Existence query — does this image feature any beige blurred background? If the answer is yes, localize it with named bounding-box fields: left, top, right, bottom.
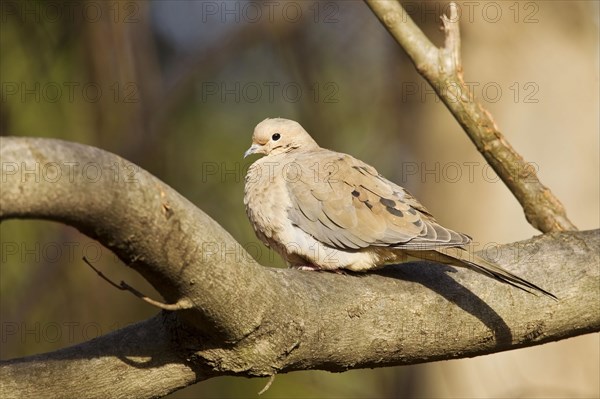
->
left=1, top=1, right=598, bottom=397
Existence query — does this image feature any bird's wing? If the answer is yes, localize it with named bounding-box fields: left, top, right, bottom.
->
left=285, top=150, right=471, bottom=250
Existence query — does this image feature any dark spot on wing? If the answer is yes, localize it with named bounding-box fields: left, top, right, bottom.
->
left=413, top=220, right=422, bottom=226
left=364, top=200, right=373, bottom=210
left=379, top=198, right=396, bottom=208
left=352, top=165, right=372, bottom=175
left=351, top=189, right=360, bottom=197
left=408, top=208, right=417, bottom=215
left=386, top=206, right=404, bottom=217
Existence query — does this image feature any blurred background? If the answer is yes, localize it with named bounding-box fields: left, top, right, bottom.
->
left=1, top=0, right=598, bottom=397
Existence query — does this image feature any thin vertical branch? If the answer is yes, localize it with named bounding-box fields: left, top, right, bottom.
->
left=365, top=0, right=577, bottom=233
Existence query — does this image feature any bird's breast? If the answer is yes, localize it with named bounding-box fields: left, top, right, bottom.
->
left=244, top=159, right=294, bottom=245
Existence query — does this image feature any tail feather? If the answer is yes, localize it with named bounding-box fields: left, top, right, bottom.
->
left=407, top=247, right=558, bottom=300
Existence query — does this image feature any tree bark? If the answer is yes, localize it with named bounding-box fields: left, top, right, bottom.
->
left=1, top=137, right=598, bottom=398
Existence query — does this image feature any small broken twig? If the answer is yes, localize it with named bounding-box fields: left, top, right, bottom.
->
left=258, top=374, right=276, bottom=395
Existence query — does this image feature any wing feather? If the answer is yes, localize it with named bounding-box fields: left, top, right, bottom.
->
left=286, top=150, right=471, bottom=251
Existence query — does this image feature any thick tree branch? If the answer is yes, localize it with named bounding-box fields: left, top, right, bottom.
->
left=0, top=314, right=204, bottom=399
left=364, top=0, right=577, bottom=233
left=1, top=137, right=598, bottom=399
left=0, top=136, right=278, bottom=344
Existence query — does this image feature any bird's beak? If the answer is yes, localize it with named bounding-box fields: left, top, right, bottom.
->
left=244, top=143, right=261, bottom=158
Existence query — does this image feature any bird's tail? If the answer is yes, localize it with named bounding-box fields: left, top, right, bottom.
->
left=407, top=247, right=557, bottom=300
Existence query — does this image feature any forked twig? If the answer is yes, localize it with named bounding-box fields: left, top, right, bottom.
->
left=83, top=257, right=192, bottom=311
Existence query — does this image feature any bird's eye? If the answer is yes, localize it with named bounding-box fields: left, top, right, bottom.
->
left=272, top=133, right=281, bottom=141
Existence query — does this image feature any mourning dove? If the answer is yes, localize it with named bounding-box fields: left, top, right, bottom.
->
left=244, top=118, right=556, bottom=299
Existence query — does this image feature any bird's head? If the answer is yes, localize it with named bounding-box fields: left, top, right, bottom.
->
left=244, top=118, right=319, bottom=158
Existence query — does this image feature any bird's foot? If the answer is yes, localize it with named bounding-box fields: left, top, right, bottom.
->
left=296, top=265, right=322, bottom=271
left=294, top=265, right=348, bottom=275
